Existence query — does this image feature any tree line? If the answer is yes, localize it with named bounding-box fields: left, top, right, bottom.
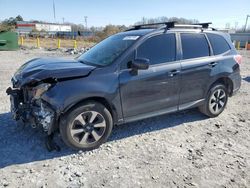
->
left=0, top=15, right=23, bottom=32
left=1, top=15, right=249, bottom=41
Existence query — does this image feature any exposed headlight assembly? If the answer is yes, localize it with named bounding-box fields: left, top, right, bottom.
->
left=33, top=83, right=51, bottom=99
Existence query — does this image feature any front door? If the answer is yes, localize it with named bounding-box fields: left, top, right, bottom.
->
left=119, top=33, right=181, bottom=119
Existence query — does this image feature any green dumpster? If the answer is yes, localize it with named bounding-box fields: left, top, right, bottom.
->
left=0, top=31, right=18, bottom=51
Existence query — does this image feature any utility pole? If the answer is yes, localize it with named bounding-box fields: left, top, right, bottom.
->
left=234, top=21, right=238, bottom=30
left=244, top=15, right=250, bottom=32
left=53, top=0, right=56, bottom=22
left=84, top=16, right=88, bottom=29
left=225, top=23, right=230, bottom=29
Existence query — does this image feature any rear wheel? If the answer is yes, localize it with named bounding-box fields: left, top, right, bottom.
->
left=199, top=84, right=228, bottom=117
left=60, top=101, right=113, bottom=150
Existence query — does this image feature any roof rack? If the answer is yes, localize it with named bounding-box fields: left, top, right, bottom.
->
left=127, top=21, right=176, bottom=31
left=194, top=22, right=217, bottom=31
left=126, top=21, right=216, bottom=32
left=194, top=22, right=212, bottom=28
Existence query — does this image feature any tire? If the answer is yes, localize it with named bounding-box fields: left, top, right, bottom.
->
left=60, top=101, right=113, bottom=150
left=199, top=84, right=228, bottom=118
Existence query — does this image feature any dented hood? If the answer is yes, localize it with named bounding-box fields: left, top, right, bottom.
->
left=12, top=58, right=96, bottom=87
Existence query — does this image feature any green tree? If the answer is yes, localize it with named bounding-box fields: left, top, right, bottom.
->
left=0, top=15, right=23, bottom=32
left=96, top=25, right=128, bottom=40
left=15, top=15, right=23, bottom=22
left=2, top=15, right=24, bottom=25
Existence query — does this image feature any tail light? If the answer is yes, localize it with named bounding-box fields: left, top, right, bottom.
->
left=234, top=55, right=242, bottom=65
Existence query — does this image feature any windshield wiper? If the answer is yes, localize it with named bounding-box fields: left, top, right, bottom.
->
left=78, top=59, right=97, bottom=66
left=78, top=59, right=105, bottom=68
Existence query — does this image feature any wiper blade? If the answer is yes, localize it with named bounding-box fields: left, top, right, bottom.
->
left=78, top=59, right=95, bottom=66
left=78, top=59, right=104, bottom=68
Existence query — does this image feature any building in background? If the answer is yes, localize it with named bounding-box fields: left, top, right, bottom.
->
left=217, top=28, right=236, bottom=34
left=15, top=21, right=94, bottom=38
left=16, top=21, right=71, bottom=35
left=16, top=21, right=35, bottom=34
left=35, top=23, right=71, bottom=32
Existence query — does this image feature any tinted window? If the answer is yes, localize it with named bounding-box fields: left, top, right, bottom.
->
left=206, top=33, right=231, bottom=55
left=137, top=34, right=176, bottom=65
left=181, top=33, right=210, bottom=59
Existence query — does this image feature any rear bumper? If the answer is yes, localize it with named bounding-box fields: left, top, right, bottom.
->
left=229, top=72, right=241, bottom=96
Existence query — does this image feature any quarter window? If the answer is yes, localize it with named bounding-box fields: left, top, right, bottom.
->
left=137, top=34, right=176, bottom=65
left=206, top=33, right=231, bottom=55
left=181, top=33, right=210, bottom=59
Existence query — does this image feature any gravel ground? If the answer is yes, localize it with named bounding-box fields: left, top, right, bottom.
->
left=0, top=49, right=249, bottom=188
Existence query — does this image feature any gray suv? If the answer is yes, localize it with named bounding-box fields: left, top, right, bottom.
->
left=6, top=22, right=242, bottom=151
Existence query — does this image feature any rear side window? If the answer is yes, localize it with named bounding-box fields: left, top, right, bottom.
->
left=137, top=34, right=176, bottom=65
left=206, top=33, right=231, bottom=55
left=181, top=33, right=210, bottom=59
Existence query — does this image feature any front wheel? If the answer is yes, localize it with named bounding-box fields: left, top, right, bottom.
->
left=60, top=101, right=113, bottom=150
left=199, top=84, right=228, bottom=117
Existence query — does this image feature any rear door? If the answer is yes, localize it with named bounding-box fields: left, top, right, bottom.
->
left=119, top=33, right=181, bottom=118
left=179, top=33, right=214, bottom=109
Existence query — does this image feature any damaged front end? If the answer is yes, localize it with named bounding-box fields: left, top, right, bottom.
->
left=6, top=57, right=96, bottom=151
left=6, top=81, right=56, bottom=134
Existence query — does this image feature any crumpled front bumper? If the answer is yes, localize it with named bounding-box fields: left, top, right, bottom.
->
left=6, top=87, right=56, bottom=134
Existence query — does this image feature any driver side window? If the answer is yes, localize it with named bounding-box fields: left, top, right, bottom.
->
left=136, top=34, right=176, bottom=65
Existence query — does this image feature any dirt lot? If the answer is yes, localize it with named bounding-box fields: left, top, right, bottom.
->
left=0, top=49, right=249, bottom=188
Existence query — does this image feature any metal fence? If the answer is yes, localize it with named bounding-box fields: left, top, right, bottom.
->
left=230, top=33, right=250, bottom=49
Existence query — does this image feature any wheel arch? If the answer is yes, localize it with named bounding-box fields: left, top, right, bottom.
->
left=209, top=77, right=234, bottom=96
left=62, top=96, right=118, bottom=125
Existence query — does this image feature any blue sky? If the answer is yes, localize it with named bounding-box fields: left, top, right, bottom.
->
left=0, top=0, right=249, bottom=28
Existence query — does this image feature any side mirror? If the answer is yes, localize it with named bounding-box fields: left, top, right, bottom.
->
left=131, top=58, right=149, bottom=70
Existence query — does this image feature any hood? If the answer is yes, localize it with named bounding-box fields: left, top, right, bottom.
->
left=12, top=58, right=96, bottom=87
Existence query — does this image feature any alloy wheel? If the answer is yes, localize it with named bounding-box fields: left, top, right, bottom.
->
left=208, top=88, right=226, bottom=114
left=70, top=111, right=106, bottom=145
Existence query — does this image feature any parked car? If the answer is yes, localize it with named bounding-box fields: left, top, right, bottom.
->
left=6, top=22, right=242, bottom=150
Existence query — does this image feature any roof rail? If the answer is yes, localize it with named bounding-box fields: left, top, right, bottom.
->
left=174, top=24, right=203, bottom=29
left=127, top=21, right=176, bottom=31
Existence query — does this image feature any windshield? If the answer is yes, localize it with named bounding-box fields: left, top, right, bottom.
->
left=78, top=34, right=139, bottom=66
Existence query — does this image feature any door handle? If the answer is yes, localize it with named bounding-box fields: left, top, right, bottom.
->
left=168, top=70, right=180, bottom=77
left=209, top=62, right=217, bottom=67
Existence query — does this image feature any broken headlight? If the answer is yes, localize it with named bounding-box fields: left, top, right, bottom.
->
left=33, top=83, right=51, bottom=99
